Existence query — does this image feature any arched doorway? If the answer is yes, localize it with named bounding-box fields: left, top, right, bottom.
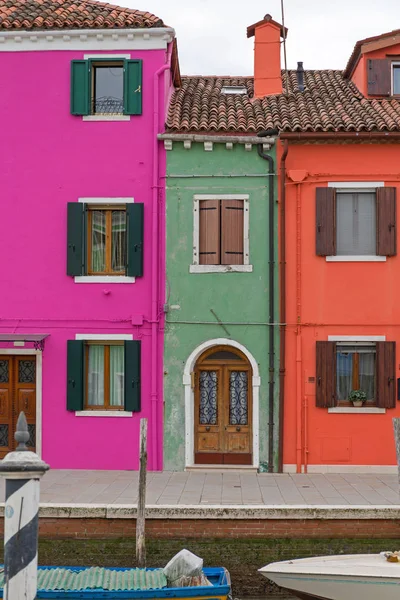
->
left=194, top=345, right=253, bottom=465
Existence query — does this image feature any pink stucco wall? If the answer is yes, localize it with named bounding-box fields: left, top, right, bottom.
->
left=0, top=47, right=171, bottom=470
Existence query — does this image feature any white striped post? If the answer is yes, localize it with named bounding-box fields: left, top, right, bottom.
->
left=0, top=412, right=49, bottom=600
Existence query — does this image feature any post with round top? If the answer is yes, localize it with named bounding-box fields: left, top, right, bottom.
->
left=0, top=411, right=49, bottom=600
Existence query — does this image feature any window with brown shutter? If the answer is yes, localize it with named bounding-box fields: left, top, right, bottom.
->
left=198, top=199, right=245, bottom=266
left=377, top=187, right=397, bottom=256
left=221, top=200, right=244, bottom=265
left=376, top=341, right=396, bottom=408
left=316, top=341, right=336, bottom=408
left=316, top=186, right=397, bottom=258
left=316, top=188, right=336, bottom=256
left=199, top=200, right=220, bottom=265
left=367, top=59, right=391, bottom=96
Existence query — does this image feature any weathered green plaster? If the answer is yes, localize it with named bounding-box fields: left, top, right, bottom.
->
left=164, top=141, right=279, bottom=471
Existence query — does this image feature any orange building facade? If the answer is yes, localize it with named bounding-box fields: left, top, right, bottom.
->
left=279, top=31, right=400, bottom=472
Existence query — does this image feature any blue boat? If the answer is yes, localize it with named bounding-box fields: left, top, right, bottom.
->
left=0, top=566, right=231, bottom=599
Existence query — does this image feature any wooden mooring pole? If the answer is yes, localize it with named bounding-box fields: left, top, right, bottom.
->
left=393, top=418, right=400, bottom=487
left=136, top=418, right=148, bottom=568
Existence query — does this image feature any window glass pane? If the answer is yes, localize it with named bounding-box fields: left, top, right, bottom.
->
left=393, top=65, right=400, bottom=95
left=110, top=346, right=124, bottom=407
left=207, top=350, right=243, bottom=361
left=93, top=65, right=124, bottom=114
left=88, top=346, right=104, bottom=406
left=199, top=371, right=217, bottom=425
left=91, top=210, right=106, bottom=272
left=336, top=345, right=376, bottom=402
left=111, top=211, right=127, bottom=272
left=229, top=371, right=248, bottom=425
left=336, top=192, right=376, bottom=255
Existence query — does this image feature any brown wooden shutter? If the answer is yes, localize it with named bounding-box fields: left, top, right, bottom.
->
left=199, top=199, right=220, bottom=265
left=221, top=200, right=244, bottom=265
left=377, top=187, right=396, bottom=256
left=316, top=188, right=336, bottom=256
left=316, top=341, right=336, bottom=408
left=376, top=341, right=396, bottom=408
left=367, top=59, right=391, bottom=96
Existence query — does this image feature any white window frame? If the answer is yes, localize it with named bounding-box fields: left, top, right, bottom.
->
left=391, top=62, right=400, bottom=96
left=74, top=333, right=133, bottom=417
left=326, top=182, right=386, bottom=262
left=190, top=194, right=252, bottom=273
left=75, top=197, right=135, bottom=283
left=327, top=334, right=386, bottom=414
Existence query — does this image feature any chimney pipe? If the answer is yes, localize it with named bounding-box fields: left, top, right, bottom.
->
left=296, top=61, right=305, bottom=92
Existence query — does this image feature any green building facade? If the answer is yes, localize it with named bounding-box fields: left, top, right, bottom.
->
left=162, top=136, right=280, bottom=472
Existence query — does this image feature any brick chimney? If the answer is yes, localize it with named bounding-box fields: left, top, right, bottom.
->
left=247, top=14, right=287, bottom=97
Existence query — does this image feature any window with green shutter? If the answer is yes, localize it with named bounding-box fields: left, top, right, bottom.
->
left=67, top=202, right=144, bottom=278
left=66, top=340, right=141, bottom=412
left=70, top=59, right=142, bottom=116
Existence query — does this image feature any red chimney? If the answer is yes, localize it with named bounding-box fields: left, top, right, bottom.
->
left=247, top=14, right=287, bottom=97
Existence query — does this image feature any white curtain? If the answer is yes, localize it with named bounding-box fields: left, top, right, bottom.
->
left=359, top=353, right=375, bottom=400
left=336, top=192, right=376, bottom=255
left=110, top=345, right=124, bottom=407
left=111, top=211, right=126, bottom=272
left=87, top=346, right=104, bottom=406
left=91, top=210, right=106, bottom=272
left=336, top=347, right=375, bottom=401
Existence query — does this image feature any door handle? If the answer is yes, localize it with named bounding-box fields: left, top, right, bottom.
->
left=236, top=426, right=241, bottom=432
left=205, top=426, right=210, bottom=432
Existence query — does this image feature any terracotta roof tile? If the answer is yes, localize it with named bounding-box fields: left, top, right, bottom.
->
left=0, top=0, right=163, bottom=30
left=166, top=70, right=400, bottom=133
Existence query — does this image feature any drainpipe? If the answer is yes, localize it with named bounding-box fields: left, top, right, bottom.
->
left=151, top=42, right=173, bottom=470
left=257, top=129, right=278, bottom=472
left=278, top=140, right=289, bottom=472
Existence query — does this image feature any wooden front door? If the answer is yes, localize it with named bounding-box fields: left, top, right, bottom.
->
left=0, top=356, right=36, bottom=458
left=194, top=346, right=252, bottom=465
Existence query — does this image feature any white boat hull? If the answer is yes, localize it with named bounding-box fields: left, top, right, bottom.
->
left=259, top=554, right=400, bottom=600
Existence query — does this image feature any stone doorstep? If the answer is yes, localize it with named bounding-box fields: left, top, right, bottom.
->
left=0, top=503, right=398, bottom=520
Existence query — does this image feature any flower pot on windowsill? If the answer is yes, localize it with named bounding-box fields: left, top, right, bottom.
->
left=348, top=389, right=367, bottom=407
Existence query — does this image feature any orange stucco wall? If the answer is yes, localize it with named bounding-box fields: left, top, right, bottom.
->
left=351, top=42, right=400, bottom=95
left=280, top=141, right=400, bottom=469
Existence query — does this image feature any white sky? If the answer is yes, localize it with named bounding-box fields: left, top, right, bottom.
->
left=123, top=0, right=399, bottom=75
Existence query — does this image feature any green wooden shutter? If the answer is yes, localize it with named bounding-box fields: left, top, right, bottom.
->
left=124, top=60, right=142, bottom=115
left=67, top=203, right=86, bottom=276
left=67, top=340, right=84, bottom=411
left=127, top=203, right=144, bottom=277
left=124, top=340, right=141, bottom=412
left=71, top=60, right=89, bottom=116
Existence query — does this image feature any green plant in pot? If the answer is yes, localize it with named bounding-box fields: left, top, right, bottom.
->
left=348, top=389, right=367, bottom=407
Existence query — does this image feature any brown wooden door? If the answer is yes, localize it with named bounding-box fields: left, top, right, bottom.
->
left=0, top=356, right=36, bottom=458
left=194, top=347, right=252, bottom=465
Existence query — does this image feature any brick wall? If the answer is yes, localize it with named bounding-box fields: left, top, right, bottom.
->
left=1, top=517, right=396, bottom=539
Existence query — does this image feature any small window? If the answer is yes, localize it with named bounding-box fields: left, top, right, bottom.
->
left=86, top=343, right=124, bottom=410
left=221, top=86, right=247, bottom=95
left=92, top=62, right=124, bottom=115
left=315, top=186, right=396, bottom=257
left=67, top=202, right=144, bottom=278
left=336, top=343, right=376, bottom=405
left=392, top=63, right=400, bottom=95
left=198, top=199, right=245, bottom=266
left=71, top=59, right=142, bottom=117
left=88, top=207, right=127, bottom=275
left=336, top=191, right=376, bottom=255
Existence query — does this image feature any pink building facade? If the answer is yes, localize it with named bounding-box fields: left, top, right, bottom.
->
left=0, top=6, right=177, bottom=470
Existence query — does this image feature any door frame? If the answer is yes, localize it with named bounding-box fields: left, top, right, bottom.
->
left=0, top=350, right=42, bottom=457
left=183, top=338, right=260, bottom=469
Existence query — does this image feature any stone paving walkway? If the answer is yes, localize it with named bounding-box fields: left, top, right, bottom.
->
left=1, top=470, right=398, bottom=506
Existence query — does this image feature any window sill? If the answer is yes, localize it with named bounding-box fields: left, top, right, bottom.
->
left=74, top=276, right=135, bottom=284
left=328, top=407, right=386, bottom=414
left=82, top=115, right=131, bottom=122
left=326, top=255, right=386, bottom=262
left=75, top=410, right=133, bottom=417
left=190, top=265, right=253, bottom=273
